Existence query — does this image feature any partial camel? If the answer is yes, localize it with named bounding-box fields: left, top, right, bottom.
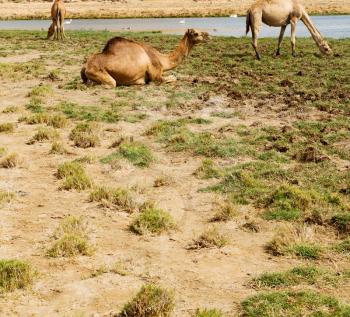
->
left=48, top=0, right=66, bottom=40
left=81, top=29, right=209, bottom=87
left=246, top=0, right=332, bottom=59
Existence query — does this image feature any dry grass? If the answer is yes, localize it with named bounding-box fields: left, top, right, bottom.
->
left=211, top=200, right=238, bottom=222
left=69, top=123, right=100, bottom=148
left=50, top=141, right=69, bottom=154
left=27, top=127, right=59, bottom=144
left=189, top=227, right=228, bottom=249
left=0, top=153, right=19, bottom=168
left=0, top=123, right=15, bottom=133
left=265, top=224, right=323, bottom=259
left=0, top=190, right=15, bottom=204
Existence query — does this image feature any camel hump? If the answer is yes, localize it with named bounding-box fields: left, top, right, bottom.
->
left=102, top=37, right=137, bottom=53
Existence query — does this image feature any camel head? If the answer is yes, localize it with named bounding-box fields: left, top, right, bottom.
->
left=319, top=40, right=332, bottom=55
left=185, top=29, right=209, bottom=44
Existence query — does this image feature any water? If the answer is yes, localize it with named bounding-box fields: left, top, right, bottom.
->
left=0, top=15, right=349, bottom=38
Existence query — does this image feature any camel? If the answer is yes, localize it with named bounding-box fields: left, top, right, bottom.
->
left=246, top=0, right=332, bottom=59
left=80, top=29, right=209, bottom=87
left=47, top=0, right=66, bottom=40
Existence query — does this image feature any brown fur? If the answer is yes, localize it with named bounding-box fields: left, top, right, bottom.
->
left=48, top=0, right=66, bottom=40
left=246, top=0, right=332, bottom=59
left=81, top=29, right=209, bottom=88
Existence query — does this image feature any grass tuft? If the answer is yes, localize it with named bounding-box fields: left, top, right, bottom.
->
left=27, top=127, right=59, bottom=144
left=211, top=200, right=238, bottom=222
left=130, top=206, right=175, bottom=235
left=69, top=123, right=100, bottom=148
left=50, top=141, right=68, bottom=154
left=102, top=141, right=154, bottom=168
left=117, top=284, right=175, bottom=317
left=47, top=216, right=93, bottom=257
left=89, top=186, right=137, bottom=213
left=0, top=190, right=15, bottom=204
left=56, top=161, right=93, bottom=191
left=194, top=159, right=222, bottom=179
left=0, top=123, right=15, bottom=133
left=190, top=227, right=228, bottom=249
left=0, top=153, right=19, bottom=168
left=0, top=259, right=35, bottom=293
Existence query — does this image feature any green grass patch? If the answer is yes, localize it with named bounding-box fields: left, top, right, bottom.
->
left=194, top=159, right=222, bottom=179
left=240, top=290, right=350, bottom=317
left=22, top=113, right=67, bottom=128
left=102, top=141, right=154, bottom=168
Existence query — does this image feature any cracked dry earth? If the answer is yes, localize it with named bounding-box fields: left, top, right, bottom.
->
left=0, top=31, right=350, bottom=316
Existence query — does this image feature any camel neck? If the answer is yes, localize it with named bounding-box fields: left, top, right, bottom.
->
left=161, top=35, right=194, bottom=71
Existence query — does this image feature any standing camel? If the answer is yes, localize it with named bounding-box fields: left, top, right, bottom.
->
left=246, top=0, right=332, bottom=59
left=48, top=0, right=66, bottom=40
left=81, top=29, right=209, bottom=87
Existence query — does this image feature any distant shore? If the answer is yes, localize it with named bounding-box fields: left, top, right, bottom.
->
left=1, top=0, right=349, bottom=20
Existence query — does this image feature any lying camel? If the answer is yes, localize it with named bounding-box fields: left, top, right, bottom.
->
left=246, top=0, right=332, bottom=59
left=81, top=29, right=209, bottom=87
left=48, top=0, right=66, bottom=40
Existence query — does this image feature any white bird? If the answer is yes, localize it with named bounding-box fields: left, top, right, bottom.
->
left=230, top=14, right=238, bottom=18
left=179, top=20, right=186, bottom=24
left=64, top=19, right=73, bottom=24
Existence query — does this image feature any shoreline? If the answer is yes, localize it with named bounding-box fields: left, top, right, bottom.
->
left=1, top=12, right=350, bottom=21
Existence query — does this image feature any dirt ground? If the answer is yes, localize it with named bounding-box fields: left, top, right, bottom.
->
left=0, top=30, right=349, bottom=316
left=1, top=0, right=350, bottom=20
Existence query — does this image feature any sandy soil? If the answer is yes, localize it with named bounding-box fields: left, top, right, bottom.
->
left=1, top=0, right=349, bottom=20
left=0, top=30, right=349, bottom=316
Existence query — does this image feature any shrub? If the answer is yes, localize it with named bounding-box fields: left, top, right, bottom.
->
left=118, top=284, right=175, bottom=317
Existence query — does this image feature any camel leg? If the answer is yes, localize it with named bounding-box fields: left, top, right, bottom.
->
left=250, top=14, right=262, bottom=60
left=54, top=24, right=58, bottom=40
left=290, top=17, right=298, bottom=57
left=85, top=69, right=116, bottom=88
left=276, top=25, right=287, bottom=56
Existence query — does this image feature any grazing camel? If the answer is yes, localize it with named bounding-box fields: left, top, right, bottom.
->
left=48, top=0, right=66, bottom=40
left=81, top=29, right=209, bottom=87
left=246, top=0, right=332, bottom=59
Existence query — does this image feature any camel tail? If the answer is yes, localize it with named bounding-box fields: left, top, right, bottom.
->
left=81, top=66, right=88, bottom=83
left=246, top=10, right=251, bottom=35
